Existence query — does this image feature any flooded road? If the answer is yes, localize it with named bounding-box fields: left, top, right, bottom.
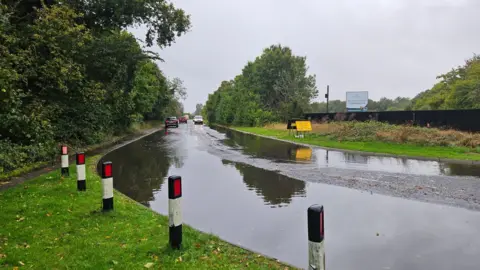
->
left=99, top=123, right=480, bottom=269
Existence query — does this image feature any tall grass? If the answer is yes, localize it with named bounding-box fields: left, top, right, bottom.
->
left=267, top=121, right=480, bottom=149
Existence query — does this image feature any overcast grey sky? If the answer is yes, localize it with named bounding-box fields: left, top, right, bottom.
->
left=130, top=0, right=480, bottom=113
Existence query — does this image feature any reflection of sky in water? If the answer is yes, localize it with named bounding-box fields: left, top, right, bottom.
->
left=211, top=126, right=480, bottom=177
left=101, top=126, right=480, bottom=269
left=312, top=149, right=480, bottom=177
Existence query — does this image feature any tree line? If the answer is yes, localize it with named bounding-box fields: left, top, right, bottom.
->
left=202, top=45, right=318, bottom=126
left=0, top=1, right=190, bottom=175
left=309, top=97, right=412, bottom=113
left=304, top=55, right=480, bottom=113
left=409, top=55, right=480, bottom=110
left=203, top=49, right=480, bottom=124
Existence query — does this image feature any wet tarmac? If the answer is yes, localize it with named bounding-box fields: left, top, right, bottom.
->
left=99, top=123, right=480, bottom=269
left=216, top=126, right=480, bottom=177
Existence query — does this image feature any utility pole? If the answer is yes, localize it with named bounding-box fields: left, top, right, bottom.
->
left=325, top=85, right=329, bottom=113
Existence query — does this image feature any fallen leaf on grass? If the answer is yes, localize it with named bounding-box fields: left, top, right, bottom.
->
left=13, top=267, right=18, bottom=270
left=16, top=217, right=25, bottom=222
left=144, top=262, right=154, bottom=268
left=0, top=253, right=6, bottom=259
left=19, top=261, right=25, bottom=265
left=176, top=256, right=182, bottom=263
left=105, top=236, right=111, bottom=239
left=46, top=213, right=52, bottom=217
left=194, top=243, right=201, bottom=248
left=112, top=260, right=118, bottom=265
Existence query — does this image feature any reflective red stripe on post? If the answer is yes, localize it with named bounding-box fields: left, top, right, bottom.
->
left=101, top=161, right=113, bottom=211
left=102, top=162, right=112, bottom=179
left=76, top=152, right=85, bottom=165
left=169, top=176, right=182, bottom=199
left=168, top=175, right=182, bottom=249
left=60, top=145, right=69, bottom=177
left=76, top=152, right=86, bottom=191
left=308, top=204, right=325, bottom=270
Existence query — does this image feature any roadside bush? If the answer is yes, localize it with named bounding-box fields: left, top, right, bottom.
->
left=0, top=140, right=56, bottom=175
left=0, top=2, right=191, bottom=178
left=323, top=121, right=480, bottom=148
left=265, top=120, right=480, bottom=149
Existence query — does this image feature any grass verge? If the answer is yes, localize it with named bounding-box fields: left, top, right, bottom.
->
left=234, top=125, right=480, bottom=161
left=0, top=156, right=292, bottom=269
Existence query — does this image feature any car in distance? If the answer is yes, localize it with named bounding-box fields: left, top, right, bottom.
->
left=165, top=116, right=179, bottom=128
left=179, top=116, right=188, bottom=124
left=193, top=115, right=204, bottom=125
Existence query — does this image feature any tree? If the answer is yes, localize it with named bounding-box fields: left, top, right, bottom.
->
left=307, top=97, right=412, bottom=113
left=0, top=1, right=190, bottom=176
left=5, top=0, right=191, bottom=48
left=194, top=104, right=203, bottom=115
left=411, top=55, right=480, bottom=110
left=203, top=44, right=316, bottom=126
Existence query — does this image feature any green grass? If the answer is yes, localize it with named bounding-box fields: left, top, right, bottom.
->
left=235, top=127, right=480, bottom=161
left=0, top=156, right=293, bottom=269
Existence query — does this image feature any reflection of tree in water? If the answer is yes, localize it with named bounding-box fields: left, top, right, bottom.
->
left=220, top=128, right=303, bottom=161
left=172, top=155, right=184, bottom=168
left=438, top=162, right=480, bottom=177
left=343, top=152, right=369, bottom=164
left=99, top=132, right=185, bottom=205
left=222, top=160, right=306, bottom=207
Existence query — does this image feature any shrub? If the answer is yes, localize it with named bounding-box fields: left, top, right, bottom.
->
left=275, top=120, right=480, bottom=149
left=0, top=139, right=56, bottom=175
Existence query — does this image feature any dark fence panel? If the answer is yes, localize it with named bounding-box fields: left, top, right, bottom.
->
left=304, top=109, right=480, bottom=132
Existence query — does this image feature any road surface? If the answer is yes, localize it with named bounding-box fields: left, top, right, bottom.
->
left=99, top=122, right=480, bottom=270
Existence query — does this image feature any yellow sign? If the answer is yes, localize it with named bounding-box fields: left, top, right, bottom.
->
left=295, top=120, right=312, bottom=132
left=295, top=148, right=312, bottom=161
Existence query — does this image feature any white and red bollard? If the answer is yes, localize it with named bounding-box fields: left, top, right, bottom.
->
left=60, top=145, right=69, bottom=177
left=101, top=162, right=114, bottom=211
left=76, top=152, right=86, bottom=191
left=308, top=204, right=325, bottom=270
left=168, top=175, right=182, bottom=249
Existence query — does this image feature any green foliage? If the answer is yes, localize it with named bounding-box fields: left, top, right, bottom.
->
left=309, top=97, right=412, bottom=113
left=0, top=2, right=190, bottom=176
left=193, top=103, right=203, bottom=115
left=203, top=44, right=317, bottom=126
left=411, top=55, right=480, bottom=110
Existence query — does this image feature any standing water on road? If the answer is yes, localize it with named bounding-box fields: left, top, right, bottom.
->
left=99, top=124, right=480, bottom=269
left=214, top=126, right=480, bottom=177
